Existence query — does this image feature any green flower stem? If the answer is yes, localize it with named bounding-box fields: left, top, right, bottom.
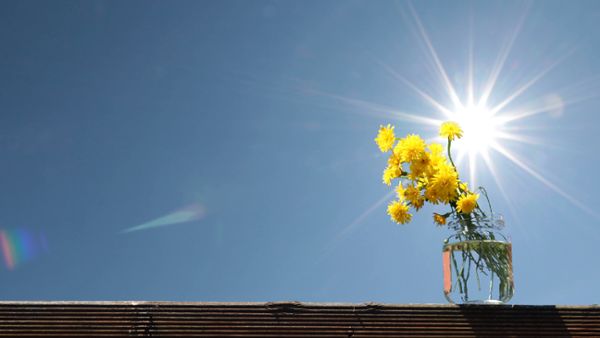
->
left=451, top=250, right=464, bottom=295
left=447, top=139, right=457, bottom=170
left=489, top=270, right=495, bottom=300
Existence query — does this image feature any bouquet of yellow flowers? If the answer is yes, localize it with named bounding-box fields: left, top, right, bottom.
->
left=375, top=121, right=481, bottom=225
left=375, top=122, right=514, bottom=303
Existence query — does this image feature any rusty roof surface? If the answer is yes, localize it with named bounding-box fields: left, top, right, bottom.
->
left=0, top=301, right=598, bottom=337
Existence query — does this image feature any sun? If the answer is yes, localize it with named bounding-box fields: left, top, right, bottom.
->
left=448, top=104, right=504, bottom=156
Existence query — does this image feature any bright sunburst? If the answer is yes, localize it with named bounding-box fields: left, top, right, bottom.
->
left=320, top=2, right=600, bottom=227
left=446, top=103, right=503, bottom=157
left=385, top=2, right=598, bottom=219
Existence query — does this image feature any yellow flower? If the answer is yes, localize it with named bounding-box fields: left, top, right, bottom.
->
left=387, top=200, right=412, bottom=224
left=394, top=134, right=427, bottom=162
left=428, top=143, right=444, bottom=156
left=387, top=152, right=401, bottom=167
left=401, top=183, right=425, bottom=210
left=427, top=143, right=446, bottom=168
left=382, top=165, right=401, bottom=186
left=408, top=153, right=431, bottom=180
left=424, top=188, right=440, bottom=204
left=427, top=163, right=459, bottom=203
left=456, top=193, right=479, bottom=214
left=412, top=196, right=425, bottom=211
left=375, top=124, right=396, bottom=152
left=403, top=185, right=420, bottom=204
left=440, top=121, right=463, bottom=141
left=433, top=213, right=447, bottom=225
left=395, top=184, right=405, bottom=200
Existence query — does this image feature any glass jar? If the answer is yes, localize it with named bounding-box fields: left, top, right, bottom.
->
left=442, top=213, right=514, bottom=304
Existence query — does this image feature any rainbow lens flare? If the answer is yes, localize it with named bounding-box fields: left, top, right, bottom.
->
left=0, top=229, right=48, bottom=270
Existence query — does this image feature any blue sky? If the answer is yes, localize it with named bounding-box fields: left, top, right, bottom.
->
left=1, top=0, right=600, bottom=304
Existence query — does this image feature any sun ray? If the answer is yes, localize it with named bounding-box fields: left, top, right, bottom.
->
left=481, top=150, right=511, bottom=208
left=488, top=51, right=572, bottom=116
left=480, top=150, right=527, bottom=238
left=499, top=105, right=563, bottom=124
left=406, top=3, right=463, bottom=108
left=491, top=142, right=600, bottom=220
left=494, top=132, right=547, bottom=146
left=498, top=93, right=597, bottom=124
left=425, top=137, right=441, bottom=145
left=455, top=150, right=467, bottom=168
left=305, top=88, right=443, bottom=126
left=319, top=190, right=396, bottom=262
left=467, top=12, right=475, bottom=106
left=335, top=190, right=396, bottom=241
left=478, top=3, right=530, bottom=107
left=377, top=60, right=455, bottom=117
left=494, top=130, right=572, bottom=152
left=468, top=151, right=477, bottom=189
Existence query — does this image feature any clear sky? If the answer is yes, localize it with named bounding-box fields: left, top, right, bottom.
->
left=1, top=0, right=599, bottom=305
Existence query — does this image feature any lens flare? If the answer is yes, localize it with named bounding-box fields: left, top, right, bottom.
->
left=0, top=229, right=48, bottom=270
left=121, top=203, right=207, bottom=234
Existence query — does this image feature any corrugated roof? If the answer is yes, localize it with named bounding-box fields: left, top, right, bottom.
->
left=0, top=301, right=598, bottom=336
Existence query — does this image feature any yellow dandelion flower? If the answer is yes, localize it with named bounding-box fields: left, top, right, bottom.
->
left=403, top=185, right=420, bottom=204
left=395, top=183, right=405, bottom=200
left=427, top=156, right=447, bottom=179
left=428, top=143, right=444, bottom=156
left=440, top=121, right=463, bottom=141
left=382, top=165, right=401, bottom=186
left=408, top=153, right=431, bottom=180
left=427, top=163, right=459, bottom=204
left=388, top=152, right=401, bottom=167
left=375, top=124, right=396, bottom=152
left=412, top=196, right=425, bottom=211
left=394, top=134, right=427, bottom=163
left=433, top=213, right=447, bottom=225
left=427, top=143, right=447, bottom=173
left=387, top=200, right=412, bottom=224
left=456, top=193, right=479, bottom=214
left=424, top=187, right=440, bottom=204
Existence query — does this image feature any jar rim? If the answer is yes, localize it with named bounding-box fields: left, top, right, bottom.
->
left=446, top=212, right=505, bottom=231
